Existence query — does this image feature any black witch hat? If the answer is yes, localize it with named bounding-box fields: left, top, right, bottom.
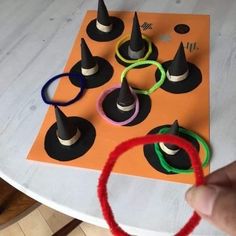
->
left=158, top=42, right=202, bottom=94
left=128, top=12, right=145, bottom=59
left=69, top=38, right=113, bottom=89
left=44, top=106, right=96, bottom=161
left=86, top=0, right=124, bottom=42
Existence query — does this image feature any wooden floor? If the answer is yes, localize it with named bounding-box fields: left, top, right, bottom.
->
left=0, top=205, right=112, bottom=236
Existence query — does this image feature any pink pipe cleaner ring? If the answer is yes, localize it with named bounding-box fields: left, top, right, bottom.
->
left=97, top=85, right=139, bottom=126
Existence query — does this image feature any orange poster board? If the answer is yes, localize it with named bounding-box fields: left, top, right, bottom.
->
left=28, top=11, right=210, bottom=184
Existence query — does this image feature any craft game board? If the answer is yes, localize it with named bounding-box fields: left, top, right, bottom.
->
left=28, top=9, right=210, bottom=184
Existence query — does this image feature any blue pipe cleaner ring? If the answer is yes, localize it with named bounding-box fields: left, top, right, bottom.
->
left=41, top=72, right=86, bottom=106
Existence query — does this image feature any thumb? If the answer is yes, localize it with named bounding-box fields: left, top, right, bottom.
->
left=186, top=185, right=236, bottom=235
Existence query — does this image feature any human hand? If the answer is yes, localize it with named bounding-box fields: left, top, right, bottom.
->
left=185, top=161, right=236, bottom=236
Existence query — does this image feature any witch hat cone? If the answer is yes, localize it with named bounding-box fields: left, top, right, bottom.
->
left=128, top=12, right=145, bottom=59
left=81, top=38, right=98, bottom=76
left=160, top=120, right=180, bottom=155
left=96, top=0, right=112, bottom=32
left=55, top=106, right=80, bottom=146
left=117, top=77, right=136, bottom=112
left=167, top=42, right=189, bottom=82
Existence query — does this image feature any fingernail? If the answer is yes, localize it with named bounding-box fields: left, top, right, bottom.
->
left=185, top=185, right=219, bottom=216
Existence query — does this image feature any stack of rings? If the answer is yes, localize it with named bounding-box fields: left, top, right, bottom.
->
left=41, top=72, right=86, bottom=106
left=121, top=60, right=166, bottom=95
left=154, top=127, right=210, bottom=174
left=96, top=85, right=140, bottom=126
left=115, top=34, right=152, bottom=64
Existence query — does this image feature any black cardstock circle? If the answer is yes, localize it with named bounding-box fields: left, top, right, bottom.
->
left=174, top=24, right=190, bottom=34
left=143, top=125, right=200, bottom=175
left=101, top=88, right=151, bottom=126
left=115, top=40, right=158, bottom=68
left=69, top=57, right=114, bottom=89
left=45, top=117, right=96, bottom=161
left=156, top=61, right=202, bottom=94
left=86, top=17, right=124, bottom=42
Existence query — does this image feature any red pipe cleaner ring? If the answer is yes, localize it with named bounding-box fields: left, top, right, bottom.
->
left=97, top=134, right=206, bottom=236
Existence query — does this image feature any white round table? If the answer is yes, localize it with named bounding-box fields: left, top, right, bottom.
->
left=1, top=0, right=235, bottom=235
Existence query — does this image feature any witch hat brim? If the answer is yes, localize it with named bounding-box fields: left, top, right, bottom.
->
left=45, top=117, right=96, bottom=161
left=156, top=61, right=202, bottom=94
left=143, top=125, right=200, bottom=174
left=87, top=16, right=124, bottom=42
left=69, top=56, right=114, bottom=89
left=97, top=86, right=151, bottom=126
